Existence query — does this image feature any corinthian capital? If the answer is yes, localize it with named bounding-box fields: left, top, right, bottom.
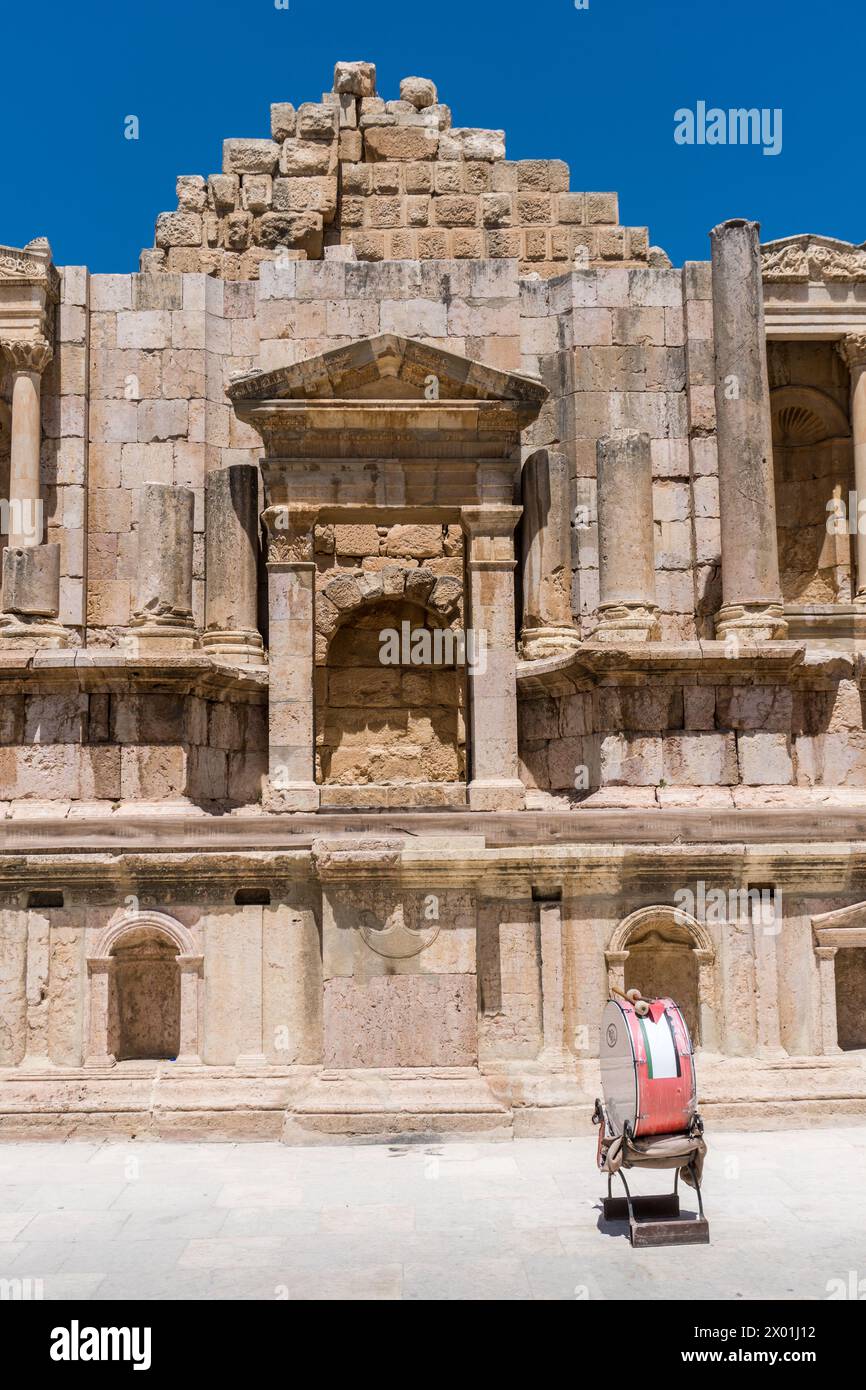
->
left=0, top=336, right=53, bottom=374
left=837, top=332, right=866, bottom=371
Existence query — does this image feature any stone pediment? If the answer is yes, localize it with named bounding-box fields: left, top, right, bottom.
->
left=761, top=234, right=866, bottom=284
left=226, top=333, right=548, bottom=407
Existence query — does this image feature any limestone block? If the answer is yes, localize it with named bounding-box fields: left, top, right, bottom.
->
left=738, top=731, right=793, bottom=785
left=384, top=525, right=443, bottom=559
left=433, top=195, right=478, bottom=227
left=176, top=175, right=207, bottom=212
left=155, top=212, right=202, bottom=249
left=223, top=139, right=279, bottom=174
left=258, top=212, right=323, bottom=257
left=334, top=60, right=376, bottom=97
left=598, top=733, right=662, bottom=785
left=400, top=76, right=437, bottom=109
left=449, top=128, right=506, bottom=161
left=241, top=175, right=272, bottom=213
left=585, top=192, right=619, bottom=224
left=2, top=544, right=60, bottom=617
left=270, top=103, right=296, bottom=141
left=116, top=310, right=171, bottom=350
left=297, top=103, right=338, bottom=140
left=404, top=162, right=434, bottom=193
left=273, top=176, right=337, bottom=222
left=278, top=138, right=336, bottom=177
left=334, top=524, right=381, bottom=557
left=662, top=732, right=738, bottom=785
left=324, top=975, right=476, bottom=1068
left=208, top=173, right=239, bottom=212
left=364, top=127, right=439, bottom=161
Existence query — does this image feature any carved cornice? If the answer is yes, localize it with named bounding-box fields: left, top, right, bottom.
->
left=0, top=336, right=53, bottom=373
left=0, top=240, right=60, bottom=300
left=762, top=234, right=866, bottom=284
left=837, top=332, right=866, bottom=370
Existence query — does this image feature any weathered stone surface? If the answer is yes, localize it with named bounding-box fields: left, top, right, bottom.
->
left=400, top=77, right=437, bottom=109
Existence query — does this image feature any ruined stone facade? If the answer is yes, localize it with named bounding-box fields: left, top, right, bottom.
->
left=1, top=62, right=865, bottom=1140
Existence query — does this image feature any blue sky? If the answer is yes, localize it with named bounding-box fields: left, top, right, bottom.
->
left=2, top=0, right=862, bottom=272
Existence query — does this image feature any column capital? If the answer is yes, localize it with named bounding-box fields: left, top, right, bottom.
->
left=460, top=504, right=522, bottom=538
left=814, top=945, right=838, bottom=961
left=0, top=335, right=53, bottom=374
left=263, top=504, right=319, bottom=565
left=837, top=332, right=866, bottom=372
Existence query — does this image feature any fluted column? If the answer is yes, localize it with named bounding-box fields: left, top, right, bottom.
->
left=710, top=219, right=786, bottom=640
left=0, top=336, right=51, bottom=548
left=263, top=504, right=319, bottom=812
left=838, top=333, right=866, bottom=603
left=519, top=449, right=580, bottom=659
left=595, top=431, right=658, bottom=641
left=462, top=504, right=524, bottom=811
left=202, top=463, right=264, bottom=664
left=128, top=483, right=196, bottom=653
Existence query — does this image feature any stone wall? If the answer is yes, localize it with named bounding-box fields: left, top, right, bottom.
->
left=141, top=61, right=650, bottom=282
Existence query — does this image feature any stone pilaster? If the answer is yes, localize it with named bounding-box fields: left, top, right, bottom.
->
left=128, top=483, right=196, bottom=653
left=837, top=333, right=866, bottom=603
left=264, top=504, right=320, bottom=812
left=176, top=955, right=203, bottom=1065
left=594, top=431, right=659, bottom=642
left=202, top=463, right=264, bottom=664
left=462, top=504, right=524, bottom=811
left=519, top=449, right=580, bottom=659
left=710, top=219, right=786, bottom=640
left=538, top=897, right=567, bottom=1062
left=815, top=946, right=841, bottom=1055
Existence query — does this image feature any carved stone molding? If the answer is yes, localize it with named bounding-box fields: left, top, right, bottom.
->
left=0, top=239, right=60, bottom=300
left=0, top=336, right=53, bottom=374
left=262, top=505, right=318, bottom=565
left=761, top=235, right=866, bottom=284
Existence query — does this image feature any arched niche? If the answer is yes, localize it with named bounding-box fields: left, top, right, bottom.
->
left=606, top=905, right=717, bottom=1050
left=769, top=375, right=854, bottom=607
left=85, top=910, right=202, bottom=1068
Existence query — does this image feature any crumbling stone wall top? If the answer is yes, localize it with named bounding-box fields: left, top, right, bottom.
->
left=141, top=60, right=653, bottom=281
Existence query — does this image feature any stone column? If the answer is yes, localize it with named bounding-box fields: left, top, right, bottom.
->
left=84, top=959, right=116, bottom=1068
left=128, top=483, right=196, bottom=653
left=0, top=337, right=68, bottom=646
left=815, top=946, right=841, bottom=1055
left=695, top=949, right=719, bottom=1052
left=202, top=463, right=264, bottom=664
left=462, top=504, right=524, bottom=811
left=710, top=219, right=786, bottom=640
left=176, top=955, right=203, bottom=1065
left=595, top=431, right=659, bottom=641
left=264, top=505, right=320, bottom=811
left=0, top=337, right=51, bottom=549
left=750, top=903, right=784, bottom=1058
left=837, top=333, right=866, bottom=602
left=519, top=449, right=580, bottom=659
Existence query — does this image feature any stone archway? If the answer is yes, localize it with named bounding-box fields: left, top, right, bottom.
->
left=606, top=905, right=717, bottom=1050
left=85, top=910, right=202, bottom=1068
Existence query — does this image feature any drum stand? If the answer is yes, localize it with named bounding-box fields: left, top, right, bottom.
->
left=594, top=1101, right=710, bottom=1248
left=603, top=1162, right=709, bottom=1248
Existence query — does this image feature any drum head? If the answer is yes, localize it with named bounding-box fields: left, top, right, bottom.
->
left=599, top=999, right=637, bottom=1136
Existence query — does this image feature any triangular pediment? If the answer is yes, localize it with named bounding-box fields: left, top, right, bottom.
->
left=226, top=333, right=548, bottom=407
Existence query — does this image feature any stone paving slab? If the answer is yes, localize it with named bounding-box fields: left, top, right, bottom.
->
left=0, top=1128, right=863, bottom=1301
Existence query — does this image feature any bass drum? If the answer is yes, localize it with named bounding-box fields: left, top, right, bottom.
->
left=600, top=997, right=696, bottom=1138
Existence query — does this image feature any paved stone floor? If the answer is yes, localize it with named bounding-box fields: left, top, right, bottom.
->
left=0, top=1126, right=863, bottom=1300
